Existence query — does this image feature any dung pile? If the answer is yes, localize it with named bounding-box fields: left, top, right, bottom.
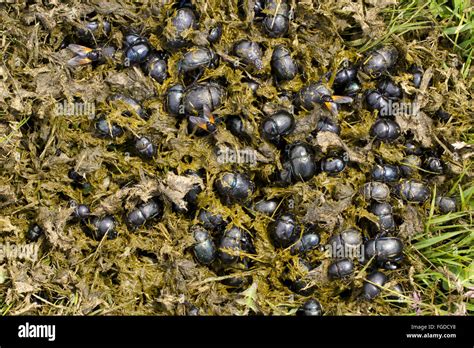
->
left=0, top=0, right=472, bottom=315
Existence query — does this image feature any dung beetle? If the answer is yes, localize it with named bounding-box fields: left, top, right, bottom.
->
left=207, top=23, right=223, bottom=43
left=192, top=226, right=217, bottom=265
left=328, top=258, right=354, bottom=279
left=144, top=55, right=168, bottom=83
left=283, top=258, right=316, bottom=295
left=198, top=209, right=227, bottom=231
left=361, top=182, right=390, bottom=202
left=363, top=271, right=388, bottom=300
left=320, top=154, right=347, bottom=175
left=135, top=136, right=156, bottom=158
left=271, top=46, right=297, bottom=81
left=76, top=19, right=111, bottom=43
left=226, top=115, right=252, bottom=142
left=95, top=117, right=124, bottom=139
left=297, top=298, right=322, bottom=316
left=395, top=180, right=431, bottom=203
left=108, top=94, right=147, bottom=119
left=314, top=117, right=341, bottom=135
left=183, top=83, right=225, bottom=115
left=178, top=47, right=219, bottom=75
left=261, top=110, right=295, bottom=143
left=68, top=169, right=86, bottom=184
left=279, top=142, right=317, bottom=183
left=405, top=141, right=423, bottom=156
left=343, top=81, right=362, bottom=97
left=371, top=164, right=400, bottom=183
left=262, top=0, right=290, bottom=37
left=378, top=79, right=402, bottom=100
left=435, top=196, right=457, bottom=213
left=371, top=202, right=395, bottom=233
left=126, top=199, right=163, bottom=229
left=295, top=83, right=352, bottom=115
left=362, top=45, right=398, bottom=76
left=166, top=84, right=185, bottom=116
left=219, top=226, right=254, bottom=264
left=244, top=79, right=260, bottom=94
left=365, top=90, right=391, bottom=114
left=370, top=118, right=401, bottom=142
left=123, top=33, right=150, bottom=65
left=233, top=40, right=264, bottom=70
left=410, top=65, right=423, bottom=88
left=26, top=224, right=43, bottom=242
left=327, top=228, right=363, bottom=259
left=435, top=108, right=451, bottom=122
left=400, top=155, right=422, bottom=177
left=334, top=66, right=358, bottom=87
left=364, top=237, right=403, bottom=269
left=73, top=204, right=91, bottom=220
left=268, top=213, right=300, bottom=248
left=253, top=199, right=278, bottom=215
left=424, top=156, right=444, bottom=174
left=91, top=215, right=117, bottom=240
left=291, top=229, right=320, bottom=255
left=215, top=172, right=255, bottom=206
left=166, top=7, right=197, bottom=49
left=174, top=172, right=203, bottom=214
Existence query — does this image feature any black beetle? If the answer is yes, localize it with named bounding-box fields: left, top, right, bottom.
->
left=363, top=271, right=388, bottom=300
left=365, top=237, right=403, bottom=269
left=126, top=199, right=163, bottom=229
left=378, top=79, right=402, bottom=100
left=410, top=65, right=423, bottom=88
left=291, top=228, right=320, bottom=255
left=178, top=47, right=219, bottom=75
left=334, top=66, right=358, bottom=87
left=365, top=90, right=391, bottom=114
left=328, top=258, right=354, bottom=279
left=144, top=55, right=168, bottom=83
left=371, top=164, right=400, bottom=182
left=198, top=209, right=227, bottom=231
left=343, top=81, right=362, bottom=97
left=320, top=155, right=346, bottom=175
left=192, top=226, right=217, bottom=265
left=362, top=46, right=398, bottom=76
left=183, top=83, right=225, bottom=115
left=226, top=115, right=252, bottom=142
left=73, top=204, right=91, bottom=220
left=371, top=202, right=395, bottom=233
left=435, top=196, right=457, bottom=213
left=327, top=228, right=363, bottom=259
left=234, top=40, right=264, bottom=70
left=244, top=79, right=260, bottom=94
left=405, top=141, right=423, bottom=156
left=262, top=0, right=290, bottom=37
left=295, top=83, right=352, bottom=115
left=26, top=224, right=43, bottom=242
left=279, top=142, right=317, bottom=183
left=215, top=172, right=255, bottom=205
left=207, top=23, right=223, bottom=43
left=166, top=84, right=185, bottom=116
left=166, top=7, right=197, bottom=49
left=261, top=110, right=295, bottom=143
left=108, top=94, right=147, bottom=119
left=271, top=46, right=297, bottom=81
left=297, top=298, right=322, bottom=316
left=395, top=180, right=431, bottom=203
left=91, top=215, right=117, bottom=240
left=253, top=199, right=278, bottom=215
left=424, top=156, right=444, bottom=174
left=135, top=136, right=156, bottom=158
left=400, top=155, right=422, bottom=177
left=76, top=19, right=111, bottom=43
left=268, top=213, right=300, bottom=248
left=68, top=169, right=86, bottom=184
left=370, top=118, right=401, bottom=142
left=361, top=182, right=390, bottom=202
left=123, top=33, right=150, bottom=65
left=283, top=258, right=316, bottom=295
left=95, top=117, right=124, bottom=139
left=314, top=117, right=341, bottom=135
left=219, top=226, right=253, bottom=264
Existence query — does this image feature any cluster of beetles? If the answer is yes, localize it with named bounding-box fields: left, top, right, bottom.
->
left=25, top=0, right=460, bottom=315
